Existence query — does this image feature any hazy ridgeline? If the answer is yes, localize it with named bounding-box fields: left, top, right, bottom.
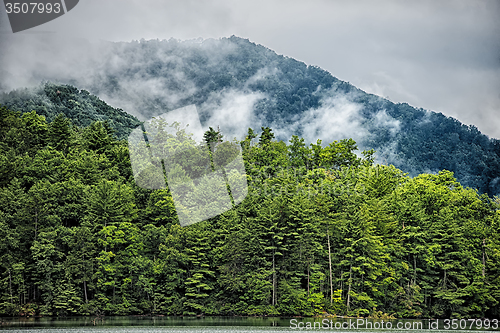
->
left=1, top=37, right=499, bottom=194
left=0, top=106, right=499, bottom=318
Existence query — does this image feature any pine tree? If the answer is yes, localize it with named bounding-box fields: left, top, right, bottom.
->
left=48, top=113, right=72, bottom=153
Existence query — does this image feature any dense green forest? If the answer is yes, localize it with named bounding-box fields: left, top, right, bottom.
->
left=1, top=105, right=499, bottom=319
left=0, top=82, right=141, bottom=140
left=2, top=36, right=500, bottom=195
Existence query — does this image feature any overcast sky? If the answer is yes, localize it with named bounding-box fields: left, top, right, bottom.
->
left=1, top=0, right=499, bottom=138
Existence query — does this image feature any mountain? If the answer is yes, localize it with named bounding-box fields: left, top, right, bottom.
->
left=1, top=38, right=500, bottom=319
left=1, top=36, right=499, bottom=195
left=0, top=82, right=141, bottom=140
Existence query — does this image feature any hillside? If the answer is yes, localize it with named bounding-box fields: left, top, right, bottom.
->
left=1, top=36, right=499, bottom=195
left=0, top=82, right=141, bottom=140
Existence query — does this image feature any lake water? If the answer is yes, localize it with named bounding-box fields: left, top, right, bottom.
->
left=0, top=316, right=498, bottom=332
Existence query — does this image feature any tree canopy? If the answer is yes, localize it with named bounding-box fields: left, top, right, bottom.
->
left=0, top=106, right=499, bottom=319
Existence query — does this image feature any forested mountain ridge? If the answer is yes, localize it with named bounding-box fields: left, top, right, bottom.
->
left=0, top=106, right=500, bottom=319
left=1, top=36, right=498, bottom=195
left=0, top=82, right=141, bottom=140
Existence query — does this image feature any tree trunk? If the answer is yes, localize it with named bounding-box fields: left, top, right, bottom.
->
left=34, top=210, right=38, bottom=240
left=347, top=264, right=352, bottom=311
left=327, top=231, right=333, bottom=304
left=272, top=252, right=276, bottom=306
left=307, top=258, right=310, bottom=297
left=8, top=269, right=13, bottom=304
left=482, top=238, right=486, bottom=278
left=84, top=280, right=88, bottom=304
left=413, top=254, right=417, bottom=286
left=83, top=254, right=88, bottom=303
left=340, top=270, right=343, bottom=299
left=23, top=279, right=26, bottom=305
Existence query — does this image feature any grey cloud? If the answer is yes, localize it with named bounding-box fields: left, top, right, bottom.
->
left=201, top=89, right=266, bottom=141
left=1, top=0, right=498, bottom=138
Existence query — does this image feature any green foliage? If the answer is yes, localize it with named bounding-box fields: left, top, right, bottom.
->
left=0, top=82, right=141, bottom=140
left=48, top=113, right=72, bottom=152
left=0, top=108, right=499, bottom=319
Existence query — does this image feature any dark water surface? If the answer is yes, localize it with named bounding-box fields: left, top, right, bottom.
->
left=1, top=316, right=497, bottom=332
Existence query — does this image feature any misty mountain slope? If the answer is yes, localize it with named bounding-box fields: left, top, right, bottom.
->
left=0, top=82, right=141, bottom=139
left=1, top=36, right=499, bottom=195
